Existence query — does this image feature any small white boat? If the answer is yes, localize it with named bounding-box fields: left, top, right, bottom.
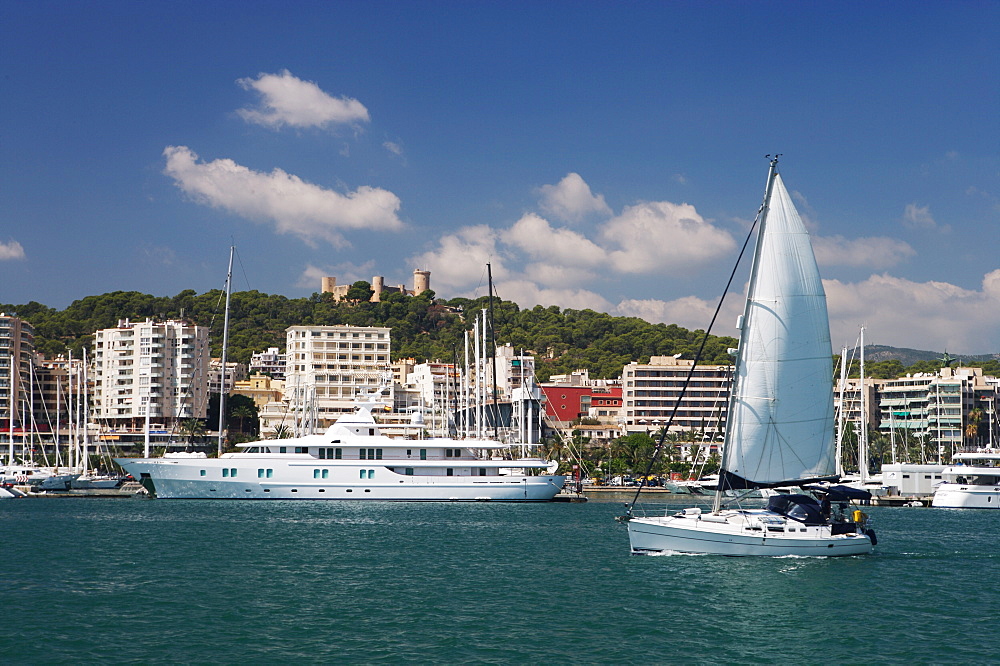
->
left=626, top=158, right=875, bottom=556
left=931, top=450, right=1000, bottom=508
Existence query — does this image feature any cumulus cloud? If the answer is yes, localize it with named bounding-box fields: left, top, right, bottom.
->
left=0, top=239, right=26, bottom=261
left=409, top=225, right=505, bottom=293
left=602, top=201, right=736, bottom=274
left=537, top=173, right=611, bottom=222
left=616, top=295, right=746, bottom=335
left=236, top=70, right=369, bottom=130
left=496, top=279, right=614, bottom=313
left=825, top=271, right=1000, bottom=353
left=812, top=235, right=916, bottom=268
left=163, top=145, right=404, bottom=247
left=383, top=141, right=403, bottom=156
left=504, top=213, right=606, bottom=268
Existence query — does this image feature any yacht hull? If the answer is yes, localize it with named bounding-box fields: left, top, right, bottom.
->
left=627, top=511, right=873, bottom=557
left=117, top=458, right=565, bottom=501
left=931, top=483, right=1000, bottom=509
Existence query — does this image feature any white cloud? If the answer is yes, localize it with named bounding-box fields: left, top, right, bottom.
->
left=236, top=70, right=369, bottom=130
left=825, top=271, right=1000, bottom=353
left=0, top=239, right=26, bottom=261
left=812, top=235, right=916, bottom=268
left=522, top=262, right=598, bottom=289
left=902, top=203, right=943, bottom=231
left=409, top=225, right=505, bottom=293
left=163, top=145, right=404, bottom=248
left=496, top=279, right=614, bottom=312
left=504, top=213, right=606, bottom=268
left=383, top=141, right=403, bottom=156
left=602, top=201, right=736, bottom=274
left=537, top=173, right=611, bottom=222
left=616, top=295, right=746, bottom=335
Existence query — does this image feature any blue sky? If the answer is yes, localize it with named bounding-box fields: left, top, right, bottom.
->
left=2, top=1, right=998, bottom=354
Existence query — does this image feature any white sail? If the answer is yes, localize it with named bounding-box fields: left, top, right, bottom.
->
left=721, top=172, right=836, bottom=488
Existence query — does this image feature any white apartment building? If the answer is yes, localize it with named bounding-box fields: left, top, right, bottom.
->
left=877, top=366, right=996, bottom=459
left=0, top=313, right=34, bottom=429
left=249, top=347, right=286, bottom=378
left=92, top=318, right=209, bottom=431
left=283, top=325, right=392, bottom=428
left=621, top=356, right=732, bottom=438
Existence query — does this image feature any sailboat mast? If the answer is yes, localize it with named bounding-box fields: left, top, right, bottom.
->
left=217, top=245, right=234, bottom=457
left=486, top=263, right=500, bottom=440
left=859, top=326, right=868, bottom=482
left=836, top=346, right=848, bottom=477
left=7, top=353, right=14, bottom=466
left=713, top=156, right=781, bottom=513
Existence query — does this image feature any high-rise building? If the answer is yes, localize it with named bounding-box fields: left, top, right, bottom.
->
left=92, top=318, right=209, bottom=432
left=283, top=325, right=391, bottom=428
left=621, top=355, right=732, bottom=439
left=0, top=313, right=34, bottom=443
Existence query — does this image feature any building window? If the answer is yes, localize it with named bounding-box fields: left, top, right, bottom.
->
left=200, top=470, right=206, bottom=477
left=267, top=469, right=273, bottom=478
left=447, top=468, right=454, bottom=476
left=322, top=469, right=329, bottom=479
left=230, top=468, right=237, bottom=477
left=222, top=468, right=229, bottom=477
left=314, top=469, right=321, bottom=479
left=335, top=448, right=342, bottom=459
left=258, top=469, right=265, bottom=478
left=405, top=468, right=414, bottom=476
left=360, top=470, right=366, bottom=479
left=420, top=449, right=427, bottom=460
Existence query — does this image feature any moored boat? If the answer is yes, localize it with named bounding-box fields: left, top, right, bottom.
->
left=931, top=450, right=1000, bottom=508
left=116, top=389, right=565, bottom=501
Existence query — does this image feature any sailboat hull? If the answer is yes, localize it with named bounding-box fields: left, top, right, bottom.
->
left=627, top=511, right=872, bottom=557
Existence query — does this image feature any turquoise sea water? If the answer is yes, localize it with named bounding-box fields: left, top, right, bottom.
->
left=2, top=494, right=997, bottom=664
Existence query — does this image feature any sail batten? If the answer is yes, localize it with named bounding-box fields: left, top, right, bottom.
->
left=720, top=169, right=836, bottom=488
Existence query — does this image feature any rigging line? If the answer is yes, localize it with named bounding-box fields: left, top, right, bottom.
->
left=624, top=199, right=765, bottom=519
left=233, top=244, right=252, bottom=292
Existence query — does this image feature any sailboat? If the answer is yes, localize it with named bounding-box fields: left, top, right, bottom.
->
left=625, top=158, right=876, bottom=556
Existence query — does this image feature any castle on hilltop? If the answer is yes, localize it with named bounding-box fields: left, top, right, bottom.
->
left=322, top=269, right=430, bottom=303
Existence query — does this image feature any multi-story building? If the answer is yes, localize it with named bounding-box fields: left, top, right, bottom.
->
left=248, top=347, right=286, bottom=379
left=91, top=318, right=209, bottom=433
left=832, top=376, right=881, bottom=441
left=283, top=325, right=392, bottom=428
left=208, top=359, right=248, bottom=394
left=621, top=356, right=732, bottom=439
left=877, top=366, right=996, bottom=459
left=0, top=313, right=34, bottom=431
left=540, top=369, right=622, bottom=425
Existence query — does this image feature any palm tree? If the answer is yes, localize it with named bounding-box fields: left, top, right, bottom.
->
left=179, top=418, right=206, bottom=447
left=230, top=404, right=257, bottom=435
left=966, top=407, right=983, bottom=450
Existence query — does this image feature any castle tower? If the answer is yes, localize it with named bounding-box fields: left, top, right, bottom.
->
left=371, top=276, right=384, bottom=302
left=321, top=277, right=336, bottom=293
left=413, top=269, right=430, bottom=295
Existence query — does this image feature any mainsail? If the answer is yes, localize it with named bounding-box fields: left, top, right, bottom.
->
left=720, top=166, right=836, bottom=489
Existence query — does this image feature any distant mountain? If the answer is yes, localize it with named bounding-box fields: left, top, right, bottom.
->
left=860, top=345, right=1000, bottom=366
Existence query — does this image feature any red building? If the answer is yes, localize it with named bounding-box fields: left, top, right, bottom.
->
left=541, top=384, right=622, bottom=423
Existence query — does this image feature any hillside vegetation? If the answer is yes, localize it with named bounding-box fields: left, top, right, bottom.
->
left=4, top=287, right=737, bottom=381
left=6, top=287, right=998, bottom=380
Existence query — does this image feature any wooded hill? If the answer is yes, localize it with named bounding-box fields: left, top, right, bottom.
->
left=4, top=287, right=737, bottom=381
left=6, top=286, right=998, bottom=380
